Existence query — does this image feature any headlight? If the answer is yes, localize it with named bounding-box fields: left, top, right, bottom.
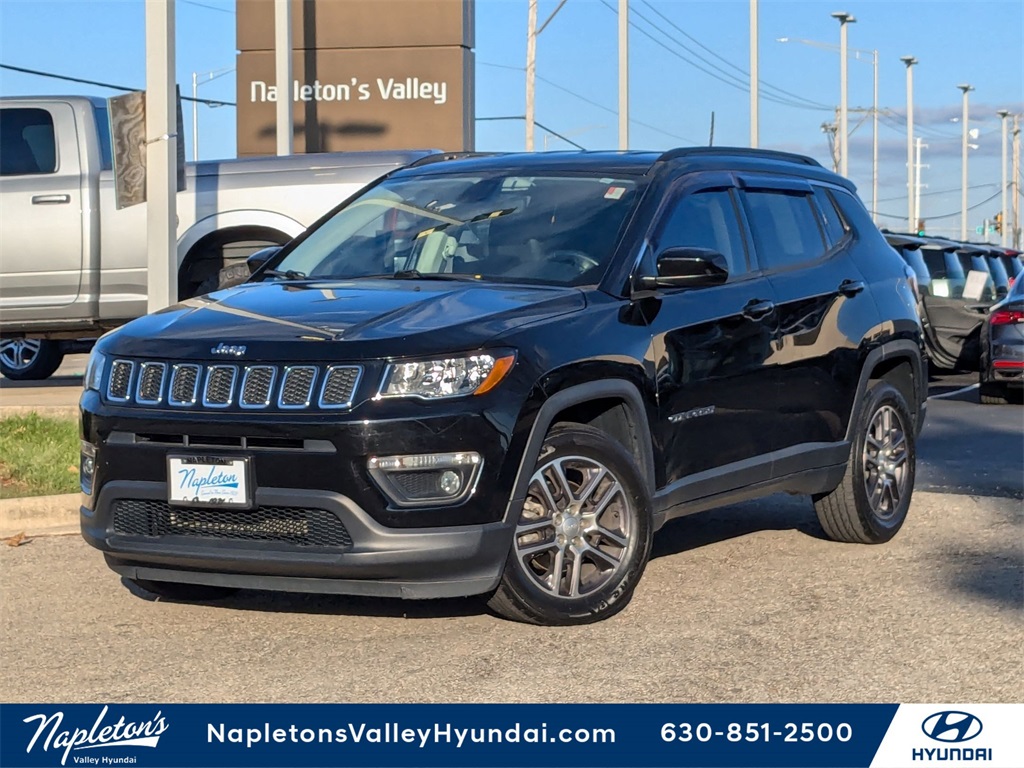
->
left=379, top=352, right=515, bottom=399
left=84, top=350, right=106, bottom=392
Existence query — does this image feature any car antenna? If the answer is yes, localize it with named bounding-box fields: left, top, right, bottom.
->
left=708, top=111, right=715, bottom=147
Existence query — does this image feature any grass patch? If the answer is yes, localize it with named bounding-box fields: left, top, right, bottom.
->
left=0, top=413, right=80, bottom=498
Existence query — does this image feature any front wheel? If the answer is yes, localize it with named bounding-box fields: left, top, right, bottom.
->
left=487, top=424, right=653, bottom=625
left=0, top=339, right=64, bottom=380
left=813, top=382, right=916, bottom=544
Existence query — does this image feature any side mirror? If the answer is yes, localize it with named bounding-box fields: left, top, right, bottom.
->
left=246, top=245, right=282, bottom=274
left=639, top=246, right=729, bottom=290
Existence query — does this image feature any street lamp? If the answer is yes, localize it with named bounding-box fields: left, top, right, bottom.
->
left=525, top=0, right=570, bottom=151
left=777, top=36, right=877, bottom=220
left=900, top=56, right=918, bottom=231
left=957, top=83, right=974, bottom=240
left=997, top=109, right=1011, bottom=246
left=831, top=11, right=856, bottom=177
left=191, top=66, right=234, bottom=162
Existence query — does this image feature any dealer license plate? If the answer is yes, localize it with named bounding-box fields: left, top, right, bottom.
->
left=167, top=455, right=251, bottom=508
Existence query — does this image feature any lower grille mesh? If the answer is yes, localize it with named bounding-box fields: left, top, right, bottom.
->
left=111, top=499, right=352, bottom=548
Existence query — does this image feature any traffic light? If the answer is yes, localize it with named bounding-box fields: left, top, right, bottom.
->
left=916, top=219, right=926, bottom=237
left=994, top=212, right=1003, bottom=234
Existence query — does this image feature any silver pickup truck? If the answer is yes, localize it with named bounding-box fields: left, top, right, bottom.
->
left=0, top=95, right=433, bottom=379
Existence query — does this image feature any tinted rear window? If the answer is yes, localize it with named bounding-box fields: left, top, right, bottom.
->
left=0, top=107, right=57, bottom=176
left=743, top=190, right=826, bottom=271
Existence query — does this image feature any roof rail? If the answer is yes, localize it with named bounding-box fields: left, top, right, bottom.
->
left=408, top=151, right=504, bottom=168
left=655, top=146, right=822, bottom=168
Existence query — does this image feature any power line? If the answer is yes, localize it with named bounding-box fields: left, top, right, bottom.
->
left=872, top=189, right=1001, bottom=221
left=180, top=0, right=233, bottom=14
left=875, top=183, right=998, bottom=203
left=476, top=116, right=587, bottom=150
left=479, top=61, right=698, bottom=143
left=638, top=0, right=830, bottom=109
left=0, top=63, right=235, bottom=106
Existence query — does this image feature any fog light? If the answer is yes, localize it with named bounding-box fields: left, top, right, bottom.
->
left=439, top=470, right=462, bottom=495
left=367, top=452, right=482, bottom=508
left=80, top=440, right=96, bottom=495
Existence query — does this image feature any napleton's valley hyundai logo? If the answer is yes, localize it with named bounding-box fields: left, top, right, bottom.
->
left=23, top=705, right=168, bottom=765
left=921, top=711, right=983, bottom=743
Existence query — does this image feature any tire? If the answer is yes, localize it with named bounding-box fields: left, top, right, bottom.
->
left=813, top=382, right=915, bottom=544
left=979, top=381, right=1012, bottom=405
left=487, top=423, right=653, bottom=625
left=127, top=578, right=239, bottom=602
left=0, top=339, right=64, bottom=381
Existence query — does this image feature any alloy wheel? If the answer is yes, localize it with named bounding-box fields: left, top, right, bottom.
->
left=862, top=404, right=909, bottom=520
left=514, top=455, right=634, bottom=599
left=0, top=339, right=41, bottom=372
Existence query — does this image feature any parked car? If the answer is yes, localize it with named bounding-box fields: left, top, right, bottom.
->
left=979, top=275, right=1024, bottom=404
left=0, top=95, right=435, bottom=379
left=883, top=232, right=998, bottom=371
left=80, top=147, right=927, bottom=625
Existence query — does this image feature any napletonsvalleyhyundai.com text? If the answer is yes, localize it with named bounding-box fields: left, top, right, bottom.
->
left=208, top=722, right=616, bottom=749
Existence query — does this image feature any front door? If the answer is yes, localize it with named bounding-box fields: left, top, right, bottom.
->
left=0, top=103, right=84, bottom=310
left=646, top=174, right=779, bottom=500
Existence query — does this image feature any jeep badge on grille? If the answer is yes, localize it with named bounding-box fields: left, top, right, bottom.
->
left=211, top=343, right=247, bottom=357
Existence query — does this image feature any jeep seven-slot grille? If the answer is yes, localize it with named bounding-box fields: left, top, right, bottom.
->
left=111, top=499, right=353, bottom=548
left=105, top=360, right=362, bottom=411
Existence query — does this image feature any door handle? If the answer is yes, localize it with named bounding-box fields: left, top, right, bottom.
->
left=742, top=299, right=776, bottom=321
left=31, top=194, right=71, bottom=205
left=838, top=279, right=865, bottom=297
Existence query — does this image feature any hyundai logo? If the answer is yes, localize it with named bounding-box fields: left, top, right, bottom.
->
left=921, top=711, right=983, bottom=743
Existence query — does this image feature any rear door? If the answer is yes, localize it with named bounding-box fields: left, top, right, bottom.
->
left=737, top=177, right=870, bottom=473
left=0, top=103, right=84, bottom=309
left=647, top=172, right=780, bottom=499
left=918, top=245, right=988, bottom=369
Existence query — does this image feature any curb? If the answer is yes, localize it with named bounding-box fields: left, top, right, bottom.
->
left=0, top=493, right=80, bottom=538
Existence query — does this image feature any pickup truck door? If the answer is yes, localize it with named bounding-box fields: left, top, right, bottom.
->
left=0, top=103, right=83, bottom=308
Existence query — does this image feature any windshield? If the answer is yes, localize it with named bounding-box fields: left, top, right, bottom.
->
left=270, top=173, right=642, bottom=286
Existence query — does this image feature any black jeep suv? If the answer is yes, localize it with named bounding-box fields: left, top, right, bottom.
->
left=80, top=148, right=927, bottom=625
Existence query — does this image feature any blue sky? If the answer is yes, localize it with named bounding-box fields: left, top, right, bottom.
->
left=1, top=0, right=1021, bottom=238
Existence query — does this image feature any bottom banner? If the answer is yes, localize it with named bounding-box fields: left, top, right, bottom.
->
left=0, top=703, right=1019, bottom=768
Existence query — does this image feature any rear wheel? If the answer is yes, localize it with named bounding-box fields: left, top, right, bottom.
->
left=813, top=382, right=915, bottom=544
left=126, top=578, right=238, bottom=602
left=0, top=339, right=64, bottom=381
left=488, top=424, right=653, bottom=625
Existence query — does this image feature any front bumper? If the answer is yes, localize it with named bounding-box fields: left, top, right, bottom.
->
left=84, top=482, right=513, bottom=599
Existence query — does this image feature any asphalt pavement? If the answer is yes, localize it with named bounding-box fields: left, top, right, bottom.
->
left=0, top=368, right=1020, bottom=704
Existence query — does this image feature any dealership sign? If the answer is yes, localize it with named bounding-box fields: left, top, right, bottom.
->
left=249, top=78, right=449, bottom=105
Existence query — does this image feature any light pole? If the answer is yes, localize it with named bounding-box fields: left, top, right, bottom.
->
left=750, top=0, right=759, bottom=147
left=958, top=84, right=974, bottom=240
left=998, top=109, right=1010, bottom=246
left=191, top=66, right=234, bottom=162
left=618, top=0, right=629, bottom=149
left=525, top=0, right=568, bottom=151
left=900, top=56, right=917, bottom=231
left=777, top=36, right=875, bottom=216
left=831, top=11, right=855, bottom=177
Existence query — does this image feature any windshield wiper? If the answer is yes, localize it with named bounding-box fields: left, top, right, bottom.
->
left=262, top=268, right=307, bottom=280
left=392, top=269, right=481, bottom=281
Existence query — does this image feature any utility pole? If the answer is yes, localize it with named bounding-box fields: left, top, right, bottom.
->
left=997, top=109, right=1010, bottom=247
left=914, top=137, right=927, bottom=230
left=274, top=0, right=292, bottom=156
left=749, top=0, right=759, bottom=147
left=900, top=56, right=917, bottom=232
left=145, top=0, right=177, bottom=313
left=871, top=49, right=878, bottom=223
left=618, top=0, right=629, bottom=149
left=191, top=71, right=198, bottom=162
left=832, top=11, right=855, bottom=177
left=957, top=83, right=974, bottom=240
left=525, top=0, right=537, bottom=151
left=1013, top=114, right=1021, bottom=249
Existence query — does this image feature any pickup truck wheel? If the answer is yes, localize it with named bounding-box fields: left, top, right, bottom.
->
left=126, top=578, right=239, bottom=602
left=979, top=382, right=1013, bottom=405
left=0, top=339, right=64, bottom=381
left=488, top=424, right=652, bottom=625
left=813, top=382, right=915, bottom=544
left=194, top=262, right=253, bottom=296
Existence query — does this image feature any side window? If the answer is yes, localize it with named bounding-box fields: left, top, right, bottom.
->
left=655, top=189, right=747, bottom=278
left=743, top=190, right=826, bottom=271
left=0, top=108, right=57, bottom=176
left=813, top=187, right=847, bottom=246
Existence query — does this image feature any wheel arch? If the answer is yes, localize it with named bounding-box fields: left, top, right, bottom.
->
left=847, top=339, right=927, bottom=441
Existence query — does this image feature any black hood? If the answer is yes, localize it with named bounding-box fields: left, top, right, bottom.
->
left=101, top=280, right=586, bottom=361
